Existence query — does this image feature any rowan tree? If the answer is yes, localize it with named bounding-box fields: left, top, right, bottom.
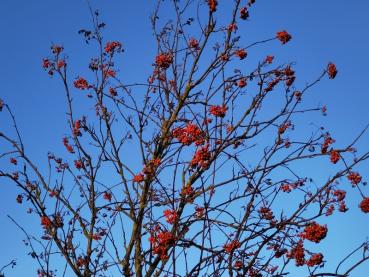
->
left=0, top=1, right=369, bottom=277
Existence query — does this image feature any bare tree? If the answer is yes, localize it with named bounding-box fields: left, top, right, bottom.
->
left=1, top=1, right=368, bottom=276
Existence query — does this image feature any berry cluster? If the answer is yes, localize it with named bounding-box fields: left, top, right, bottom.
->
left=172, top=123, right=205, bottom=146
left=300, top=222, right=328, bottom=243
left=276, top=30, right=292, bottom=44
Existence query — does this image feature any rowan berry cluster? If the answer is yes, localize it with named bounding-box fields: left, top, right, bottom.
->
left=276, top=30, right=292, bottom=44
left=188, top=37, right=199, bottom=49
left=359, top=198, right=369, bottom=213
left=306, top=253, right=324, bottom=267
left=327, top=62, right=338, bottom=79
left=103, top=191, right=112, bottom=202
left=240, top=7, right=249, bottom=20
left=104, top=41, right=122, bottom=54
left=259, top=207, right=274, bottom=220
left=155, top=53, right=173, bottom=69
left=74, top=77, right=89, bottom=90
left=223, top=240, right=241, bottom=253
left=190, top=145, right=211, bottom=169
left=41, top=216, right=52, bottom=229
left=74, top=160, right=84, bottom=169
left=163, top=209, right=177, bottom=224
left=207, top=0, right=218, bottom=12
left=195, top=206, right=204, bottom=218
left=10, top=158, right=17, bottom=165
left=149, top=228, right=176, bottom=260
left=142, top=158, right=161, bottom=176
left=321, top=134, right=335, bottom=154
left=330, top=150, right=340, bottom=164
left=264, top=77, right=281, bottom=92
left=281, top=179, right=306, bottom=193
left=235, top=49, right=247, bottom=60
left=288, top=240, right=305, bottom=266
left=42, top=45, right=66, bottom=75
left=278, top=121, right=292, bottom=135
left=347, top=172, right=362, bottom=186
left=237, top=78, right=247, bottom=88
left=62, top=137, right=74, bottom=153
left=73, top=119, right=83, bottom=136
left=172, top=123, right=205, bottom=146
left=284, top=66, right=296, bottom=87
left=300, top=222, right=328, bottom=243
left=209, top=105, right=227, bottom=118
left=133, top=173, right=145, bottom=183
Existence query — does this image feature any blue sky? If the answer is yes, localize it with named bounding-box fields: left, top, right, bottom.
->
left=0, top=1, right=369, bottom=276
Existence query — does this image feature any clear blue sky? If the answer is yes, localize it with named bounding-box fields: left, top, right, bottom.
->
left=0, top=1, right=368, bottom=276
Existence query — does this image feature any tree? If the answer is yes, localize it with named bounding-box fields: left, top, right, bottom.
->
left=0, top=1, right=368, bottom=276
